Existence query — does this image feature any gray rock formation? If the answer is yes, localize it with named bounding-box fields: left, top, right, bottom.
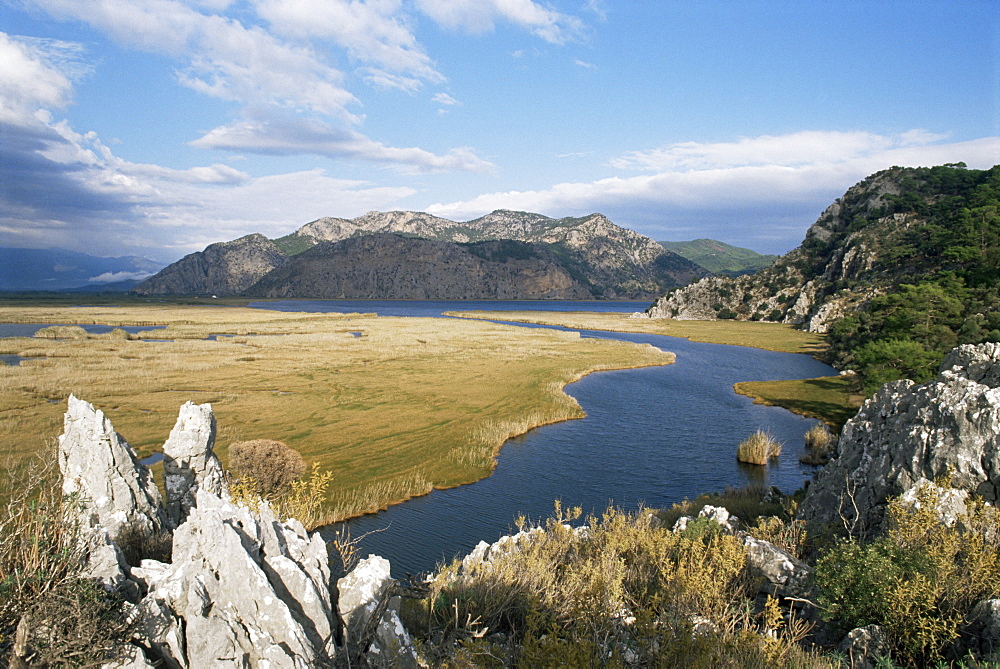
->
left=132, top=233, right=287, bottom=296
left=134, top=491, right=338, bottom=668
left=743, top=536, right=810, bottom=599
left=55, top=397, right=424, bottom=668
left=337, top=555, right=419, bottom=667
left=797, top=343, right=1000, bottom=536
left=962, top=599, right=1000, bottom=662
left=58, top=395, right=168, bottom=542
left=162, top=401, right=225, bottom=526
left=838, top=625, right=890, bottom=669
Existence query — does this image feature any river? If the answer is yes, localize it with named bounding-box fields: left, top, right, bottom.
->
left=248, top=300, right=835, bottom=578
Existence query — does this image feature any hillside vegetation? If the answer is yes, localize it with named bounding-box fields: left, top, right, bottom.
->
left=659, top=238, right=779, bottom=276
left=649, top=164, right=1000, bottom=392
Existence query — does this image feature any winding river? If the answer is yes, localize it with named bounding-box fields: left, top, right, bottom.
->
left=250, top=300, right=835, bottom=577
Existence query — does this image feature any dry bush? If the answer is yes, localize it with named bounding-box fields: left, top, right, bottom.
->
left=800, top=423, right=834, bottom=465
left=228, top=439, right=306, bottom=499
left=0, top=454, right=134, bottom=666
left=736, top=430, right=782, bottom=466
left=417, top=504, right=832, bottom=667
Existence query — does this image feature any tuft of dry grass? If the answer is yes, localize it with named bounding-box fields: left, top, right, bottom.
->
left=736, top=430, right=782, bottom=466
left=800, top=422, right=835, bottom=465
left=0, top=304, right=674, bottom=522
left=228, top=439, right=306, bottom=499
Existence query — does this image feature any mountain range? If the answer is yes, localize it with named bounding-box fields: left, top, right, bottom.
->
left=132, top=210, right=710, bottom=300
left=0, top=247, right=164, bottom=292
left=657, top=239, right=778, bottom=277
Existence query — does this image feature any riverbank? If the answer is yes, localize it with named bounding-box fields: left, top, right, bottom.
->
left=0, top=304, right=673, bottom=522
left=447, top=310, right=860, bottom=427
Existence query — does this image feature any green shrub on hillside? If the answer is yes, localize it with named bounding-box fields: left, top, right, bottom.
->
left=815, top=483, right=1000, bottom=665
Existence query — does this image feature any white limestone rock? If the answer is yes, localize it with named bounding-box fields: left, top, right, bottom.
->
left=162, top=401, right=226, bottom=526
left=58, top=395, right=168, bottom=542
left=338, top=555, right=418, bottom=668
left=138, top=491, right=337, bottom=668
left=797, top=343, right=1000, bottom=536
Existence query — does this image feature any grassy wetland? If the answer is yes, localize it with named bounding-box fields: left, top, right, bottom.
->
left=0, top=303, right=673, bottom=523
left=449, top=310, right=859, bottom=426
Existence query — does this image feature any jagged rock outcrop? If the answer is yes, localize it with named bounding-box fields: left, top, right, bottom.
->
left=338, top=555, right=419, bottom=667
left=797, top=343, right=1000, bottom=535
left=134, top=490, right=338, bottom=668
left=59, top=395, right=169, bottom=542
left=54, top=397, right=417, bottom=669
left=162, top=401, right=225, bottom=527
left=132, top=233, right=287, bottom=296
left=246, top=234, right=595, bottom=300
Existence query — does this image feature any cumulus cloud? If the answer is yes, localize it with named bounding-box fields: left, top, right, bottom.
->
left=255, top=0, right=444, bottom=89
left=191, top=106, right=493, bottom=172
left=415, top=0, right=586, bottom=44
left=426, top=132, right=1000, bottom=252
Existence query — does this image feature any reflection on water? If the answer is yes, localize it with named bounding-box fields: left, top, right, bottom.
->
left=0, top=354, right=24, bottom=366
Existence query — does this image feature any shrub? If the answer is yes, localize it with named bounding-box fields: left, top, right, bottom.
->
left=418, top=504, right=831, bottom=667
left=800, top=423, right=834, bottom=465
left=815, top=483, right=1000, bottom=664
left=0, top=456, right=134, bottom=666
left=228, top=439, right=307, bottom=499
left=736, top=430, right=782, bottom=466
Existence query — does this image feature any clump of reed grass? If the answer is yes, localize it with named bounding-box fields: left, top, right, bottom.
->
left=736, top=430, right=782, bottom=466
left=800, top=423, right=834, bottom=465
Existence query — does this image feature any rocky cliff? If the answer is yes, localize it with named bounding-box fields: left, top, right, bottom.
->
left=797, top=342, right=1000, bottom=536
left=646, top=165, right=999, bottom=332
left=246, top=234, right=595, bottom=300
left=132, top=233, right=288, bottom=296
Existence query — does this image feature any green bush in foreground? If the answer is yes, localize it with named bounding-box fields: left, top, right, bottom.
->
left=816, top=483, right=1000, bottom=665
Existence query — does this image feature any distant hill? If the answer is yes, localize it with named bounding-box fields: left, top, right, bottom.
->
left=647, top=163, right=1000, bottom=389
left=657, top=239, right=778, bottom=276
left=246, top=234, right=595, bottom=300
left=136, top=210, right=709, bottom=300
left=0, top=247, right=164, bottom=292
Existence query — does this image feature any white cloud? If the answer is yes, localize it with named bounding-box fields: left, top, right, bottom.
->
left=0, top=33, right=76, bottom=123
left=88, top=270, right=156, bottom=283
left=255, top=0, right=444, bottom=89
left=433, top=92, right=460, bottom=106
left=426, top=132, right=1000, bottom=249
left=415, top=0, right=586, bottom=44
left=26, top=0, right=359, bottom=119
left=191, top=106, right=493, bottom=172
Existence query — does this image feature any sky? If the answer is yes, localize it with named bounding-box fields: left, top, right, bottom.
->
left=1, top=0, right=998, bottom=264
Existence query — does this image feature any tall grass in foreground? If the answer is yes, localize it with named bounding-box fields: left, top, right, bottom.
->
left=0, top=453, right=133, bottom=666
left=412, top=504, right=830, bottom=668
left=736, top=430, right=782, bottom=466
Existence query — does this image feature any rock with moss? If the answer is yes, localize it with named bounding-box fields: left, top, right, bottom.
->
left=797, top=343, right=1000, bottom=536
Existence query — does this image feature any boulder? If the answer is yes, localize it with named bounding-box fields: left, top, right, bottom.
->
left=962, top=599, right=1000, bottom=662
left=58, top=395, right=168, bottom=542
left=162, top=401, right=226, bottom=526
left=838, top=625, right=890, bottom=669
left=797, top=343, right=1000, bottom=536
left=743, top=536, right=810, bottom=599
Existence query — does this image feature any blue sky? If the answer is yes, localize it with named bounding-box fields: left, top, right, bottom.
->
left=1, top=0, right=997, bottom=263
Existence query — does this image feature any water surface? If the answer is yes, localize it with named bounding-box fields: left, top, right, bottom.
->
left=246, top=300, right=834, bottom=578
